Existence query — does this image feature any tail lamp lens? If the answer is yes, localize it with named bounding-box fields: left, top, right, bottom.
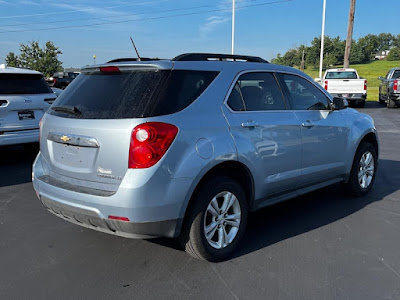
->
left=364, top=80, right=367, bottom=91
left=129, top=122, right=178, bottom=169
left=394, top=80, right=398, bottom=92
left=324, top=80, right=328, bottom=90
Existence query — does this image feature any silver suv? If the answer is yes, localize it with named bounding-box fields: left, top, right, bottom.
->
left=33, top=53, right=378, bottom=261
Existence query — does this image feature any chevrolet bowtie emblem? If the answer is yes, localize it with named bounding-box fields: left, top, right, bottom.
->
left=60, top=135, right=71, bottom=142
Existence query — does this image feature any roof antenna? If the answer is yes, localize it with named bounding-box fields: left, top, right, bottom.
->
left=130, top=36, right=141, bottom=61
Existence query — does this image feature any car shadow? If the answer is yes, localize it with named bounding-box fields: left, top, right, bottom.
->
left=0, top=144, right=39, bottom=188
left=359, top=101, right=385, bottom=109
left=151, top=159, right=400, bottom=260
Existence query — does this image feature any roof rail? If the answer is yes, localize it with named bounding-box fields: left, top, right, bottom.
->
left=107, top=57, right=160, bottom=63
left=172, top=53, right=268, bottom=63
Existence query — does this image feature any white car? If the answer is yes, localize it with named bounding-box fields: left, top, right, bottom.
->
left=0, top=64, right=56, bottom=146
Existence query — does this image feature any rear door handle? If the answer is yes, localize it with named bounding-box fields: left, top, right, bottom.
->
left=241, top=120, right=259, bottom=128
left=301, top=120, right=315, bottom=128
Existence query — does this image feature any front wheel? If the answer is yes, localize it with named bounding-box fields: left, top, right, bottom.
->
left=179, top=177, right=248, bottom=262
left=344, top=142, right=377, bottom=196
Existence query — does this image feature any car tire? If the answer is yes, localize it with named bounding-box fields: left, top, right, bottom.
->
left=387, top=98, right=396, bottom=108
left=358, top=101, right=365, bottom=108
left=344, top=142, right=377, bottom=196
left=378, top=94, right=386, bottom=104
left=179, top=176, right=248, bottom=262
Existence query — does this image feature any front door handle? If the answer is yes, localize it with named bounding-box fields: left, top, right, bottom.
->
left=301, top=120, right=315, bottom=128
left=241, top=120, right=259, bottom=128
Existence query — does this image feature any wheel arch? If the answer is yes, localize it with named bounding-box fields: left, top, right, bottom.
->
left=175, top=160, right=255, bottom=237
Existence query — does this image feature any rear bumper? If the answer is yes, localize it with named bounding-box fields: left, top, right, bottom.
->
left=0, top=128, right=39, bottom=146
left=32, top=153, right=192, bottom=238
left=331, top=93, right=366, bottom=102
left=39, top=194, right=179, bottom=239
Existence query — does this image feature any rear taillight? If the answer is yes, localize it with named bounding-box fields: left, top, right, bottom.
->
left=394, top=80, right=398, bottom=92
left=324, top=80, right=328, bottom=90
left=53, top=79, right=57, bottom=84
left=364, top=80, right=367, bottom=91
left=129, top=122, right=178, bottom=169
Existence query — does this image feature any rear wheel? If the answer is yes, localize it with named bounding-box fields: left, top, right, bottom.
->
left=344, top=142, right=377, bottom=196
left=358, top=100, right=365, bottom=108
left=387, top=98, right=396, bottom=108
left=179, top=177, right=248, bottom=262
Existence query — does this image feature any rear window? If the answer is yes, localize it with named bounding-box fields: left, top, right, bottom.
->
left=48, top=69, right=218, bottom=119
left=0, top=73, right=52, bottom=95
left=325, top=72, right=358, bottom=79
left=392, top=70, right=400, bottom=79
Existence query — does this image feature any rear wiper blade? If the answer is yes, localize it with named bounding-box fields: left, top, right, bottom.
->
left=51, top=105, right=82, bottom=115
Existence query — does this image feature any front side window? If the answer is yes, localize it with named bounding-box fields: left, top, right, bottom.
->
left=282, top=74, right=330, bottom=110
left=227, top=72, right=286, bottom=111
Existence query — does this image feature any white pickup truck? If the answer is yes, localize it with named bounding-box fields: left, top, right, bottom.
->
left=319, top=68, right=367, bottom=107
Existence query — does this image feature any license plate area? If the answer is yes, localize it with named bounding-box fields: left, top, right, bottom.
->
left=18, top=110, right=35, bottom=120
left=49, top=142, right=98, bottom=172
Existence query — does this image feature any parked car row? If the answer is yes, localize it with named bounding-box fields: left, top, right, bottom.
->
left=28, top=53, right=379, bottom=262
left=46, top=71, right=80, bottom=89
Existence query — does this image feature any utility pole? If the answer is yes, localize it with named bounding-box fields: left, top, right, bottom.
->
left=344, top=0, right=356, bottom=68
left=300, top=49, right=305, bottom=71
left=319, top=0, right=327, bottom=81
left=231, top=0, right=235, bottom=54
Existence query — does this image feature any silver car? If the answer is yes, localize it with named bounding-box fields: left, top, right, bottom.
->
left=32, top=53, right=378, bottom=261
left=0, top=65, right=56, bottom=146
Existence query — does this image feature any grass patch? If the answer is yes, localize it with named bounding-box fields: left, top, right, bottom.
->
left=300, top=60, right=400, bottom=101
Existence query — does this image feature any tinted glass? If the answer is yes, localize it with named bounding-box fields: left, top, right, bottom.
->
left=0, top=74, right=52, bottom=95
left=227, top=83, right=246, bottom=111
left=325, top=71, right=357, bottom=79
left=227, top=72, right=286, bottom=111
left=48, top=69, right=218, bottom=119
left=282, top=74, right=330, bottom=110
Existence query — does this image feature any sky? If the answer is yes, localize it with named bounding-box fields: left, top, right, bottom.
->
left=0, top=0, right=398, bottom=68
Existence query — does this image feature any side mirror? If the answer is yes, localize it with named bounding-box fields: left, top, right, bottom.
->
left=331, top=97, right=349, bottom=110
left=314, top=77, right=321, bottom=83
left=378, top=76, right=384, bottom=80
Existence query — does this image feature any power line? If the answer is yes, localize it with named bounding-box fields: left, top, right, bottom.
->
left=0, top=0, right=167, bottom=19
left=0, top=4, right=217, bottom=28
left=0, top=0, right=293, bottom=34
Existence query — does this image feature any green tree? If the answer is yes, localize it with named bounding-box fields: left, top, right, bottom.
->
left=387, top=48, right=400, bottom=61
left=5, top=52, right=20, bottom=67
left=350, top=41, right=365, bottom=64
left=6, top=41, right=63, bottom=77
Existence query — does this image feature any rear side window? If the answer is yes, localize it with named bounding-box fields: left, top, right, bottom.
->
left=325, top=71, right=357, bottom=79
left=48, top=69, right=218, bottom=119
left=0, top=73, right=52, bottom=95
left=227, top=72, right=286, bottom=111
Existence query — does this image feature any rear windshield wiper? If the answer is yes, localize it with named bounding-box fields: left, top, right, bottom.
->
left=51, top=105, right=82, bottom=115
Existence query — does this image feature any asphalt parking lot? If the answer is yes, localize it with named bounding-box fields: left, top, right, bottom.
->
left=1, top=102, right=399, bottom=300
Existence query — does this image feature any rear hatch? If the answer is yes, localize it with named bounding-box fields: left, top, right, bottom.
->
left=40, top=62, right=218, bottom=190
left=0, top=73, right=55, bottom=132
